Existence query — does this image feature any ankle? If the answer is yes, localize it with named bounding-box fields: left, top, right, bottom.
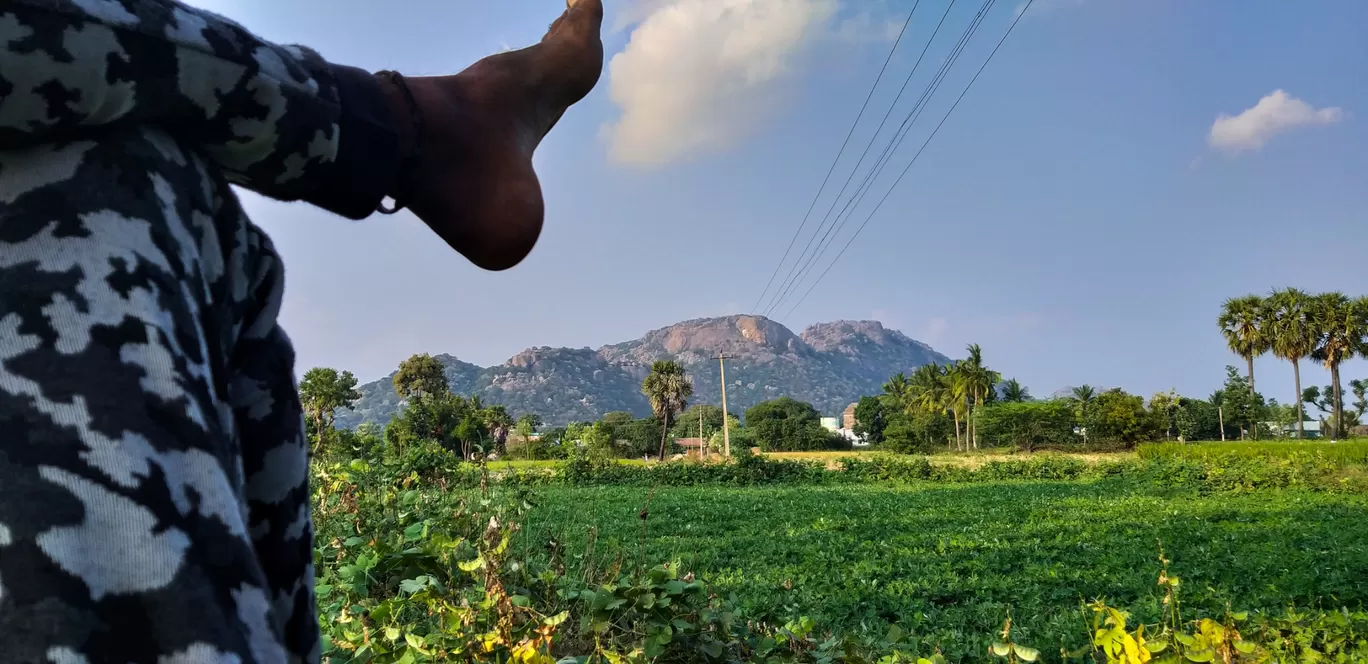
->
left=375, top=71, right=425, bottom=211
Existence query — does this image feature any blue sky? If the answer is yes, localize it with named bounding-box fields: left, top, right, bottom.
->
left=190, top=0, right=1366, bottom=406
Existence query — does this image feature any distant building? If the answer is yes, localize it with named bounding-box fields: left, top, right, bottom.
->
left=674, top=437, right=707, bottom=453
left=819, top=417, right=839, bottom=432
left=1263, top=421, right=1323, bottom=438
left=842, top=402, right=858, bottom=430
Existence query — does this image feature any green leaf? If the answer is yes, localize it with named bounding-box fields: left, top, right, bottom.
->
left=394, top=648, right=416, bottom=664
left=544, top=611, right=570, bottom=627
left=663, top=579, right=687, bottom=595
left=990, top=642, right=1012, bottom=657
left=885, top=624, right=904, bottom=644
left=313, top=584, right=332, bottom=596
left=348, top=459, right=370, bottom=472
left=1012, top=644, right=1041, bottom=662
left=511, top=594, right=532, bottom=607
left=399, top=577, right=426, bottom=594
left=1234, top=641, right=1256, bottom=654
left=343, top=536, right=367, bottom=547
left=404, top=633, right=426, bottom=649
left=385, top=627, right=401, bottom=642
left=458, top=557, right=484, bottom=572
left=1184, top=648, right=1215, bottom=662
left=1231, top=611, right=1249, bottom=621
left=403, top=522, right=426, bottom=542
left=1147, top=640, right=1170, bottom=653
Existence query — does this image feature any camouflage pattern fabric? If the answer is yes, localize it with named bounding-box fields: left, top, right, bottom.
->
left=0, top=0, right=377, bottom=661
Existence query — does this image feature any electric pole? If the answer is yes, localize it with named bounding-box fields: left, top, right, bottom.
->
left=699, top=407, right=705, bottom=460
left=718, top=352, right=735, bottom=457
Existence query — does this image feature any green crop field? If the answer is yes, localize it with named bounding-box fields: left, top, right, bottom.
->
left=1138, top=440, right=1368, bottom=466
left=513, top=481, right=1368, bottom=660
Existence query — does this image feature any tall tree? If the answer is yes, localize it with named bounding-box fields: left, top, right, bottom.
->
left=852, top=396, right=889, bottom=444
left=1000, top=379, right=1030, bottom=403
left=641, top=360, right=693, bottom=459
left=1218, top=295, right=1271, bottom=400
left=299, top=367, right=362, bottom=453
left=393, top=353, right=449, bottom=400
left=1216, top=365, right=1266, bottom=440
left=482, top=405, right=513, bottom=456
left=1268, top=288, right=1318, bottom=439
left=1070, top=385, right=1097, bottom=443
left=1350, top=378, right=1368, bottom=423
left=944, top=363, right=971, bottom=451
left=1311, top=293, right=1363, bottom=437
left=906, top=364, right=950, bottom=447
left=882, top=372, right=913, bottom=414
left=961, top=344, right=1001, bottom=449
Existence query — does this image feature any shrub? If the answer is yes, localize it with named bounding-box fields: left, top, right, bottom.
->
left=974, top=401, right=1075, bottom=451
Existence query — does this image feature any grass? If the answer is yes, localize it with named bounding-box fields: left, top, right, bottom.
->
left=1139, top=439, right=1368, bottom=467
left=765, top=448, right=1136, bottom=469
left=513, top=480, right=1368, bottom=661
left=491, top=458, right=648, bottom=470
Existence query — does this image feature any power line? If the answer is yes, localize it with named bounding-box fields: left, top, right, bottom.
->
left=779, top=0, right=1036, bottom=320
left=760, top=0, right=961, bottom=319
left=763, top=0, right=988, bottom=318
left=749, top=1, right=920, bottom=314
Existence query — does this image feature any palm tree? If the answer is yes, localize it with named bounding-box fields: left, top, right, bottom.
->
left=482, top=405, right=513, bottom=457
left=943, top=363, right=971, bottom=451
left=960, top=344, right=1001, bottom=449
left=908, top=363, right=950, bottom=446
left=1070, top=385, right=1097, bottom=443
left=642, top=360, right=693, bottom=459
left=1311, top=293, right=1363, bottom=437
left=882, top=372, right=913, bottom=415
left=1219, top=295, right=1271, bottom=400
left=1268, top=288, right=1318, bottom=439
left=1001, top=379, right=1030, bottom=403
left=1070, top=385, right=1096, bottom=406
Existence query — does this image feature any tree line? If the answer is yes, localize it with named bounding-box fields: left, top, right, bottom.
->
left=298, top=300, right=1368, bottom=462
left=1220, top=290, right=1368, bottom=438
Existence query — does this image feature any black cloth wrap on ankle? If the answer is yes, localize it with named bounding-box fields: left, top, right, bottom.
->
left=300, top=64, right=401, bottom=220
left=374, top=71, right=424, bottom=215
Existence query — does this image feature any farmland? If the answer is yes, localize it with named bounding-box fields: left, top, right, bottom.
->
left=517, top=480, right=1368, bottom=659
left=311, top=443, right=1368, bottom=663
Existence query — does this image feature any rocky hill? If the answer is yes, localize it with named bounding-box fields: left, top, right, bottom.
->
left=334, top=316, right=950, bottom=429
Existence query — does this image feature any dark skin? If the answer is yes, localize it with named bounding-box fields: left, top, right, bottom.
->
left=379, top=0, right=605, bottom=271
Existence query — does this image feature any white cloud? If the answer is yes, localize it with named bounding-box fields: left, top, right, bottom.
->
left=1208, top=89, right=1344, bottom=152
left=603, top=0, right=841, bottom=167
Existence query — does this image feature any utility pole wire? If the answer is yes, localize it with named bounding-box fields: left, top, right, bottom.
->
left=781, top=0, right=1037, bottom=320
left=761, top=0, right=961, bottom=318
left=766, top=0, right=993, bottom=317
left=750, top=1, right=920, bottom=315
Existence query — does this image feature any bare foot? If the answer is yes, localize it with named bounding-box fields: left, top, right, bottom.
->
left=378, top=0, right=604, bottom=271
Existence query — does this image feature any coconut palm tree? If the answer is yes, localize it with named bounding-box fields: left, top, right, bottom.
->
left=944, top=363, right=972, bottom=451
left=1268, top=288, right=1318, bottom=439
left=961, top=344, right=1001, bottom=449
left=1001, top=379, right=1030, bottom=403
left=882, top=372, right=914, bottom=415
left=1070, top=385, right=1097, bottom=443
left=642, top=360, right=693, bottom=459
left=1219, top=295, right=1271, bottom=399
left=1311, top=293, right=1364, bottom=437
left=908, top=363, right=950, bottom=446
